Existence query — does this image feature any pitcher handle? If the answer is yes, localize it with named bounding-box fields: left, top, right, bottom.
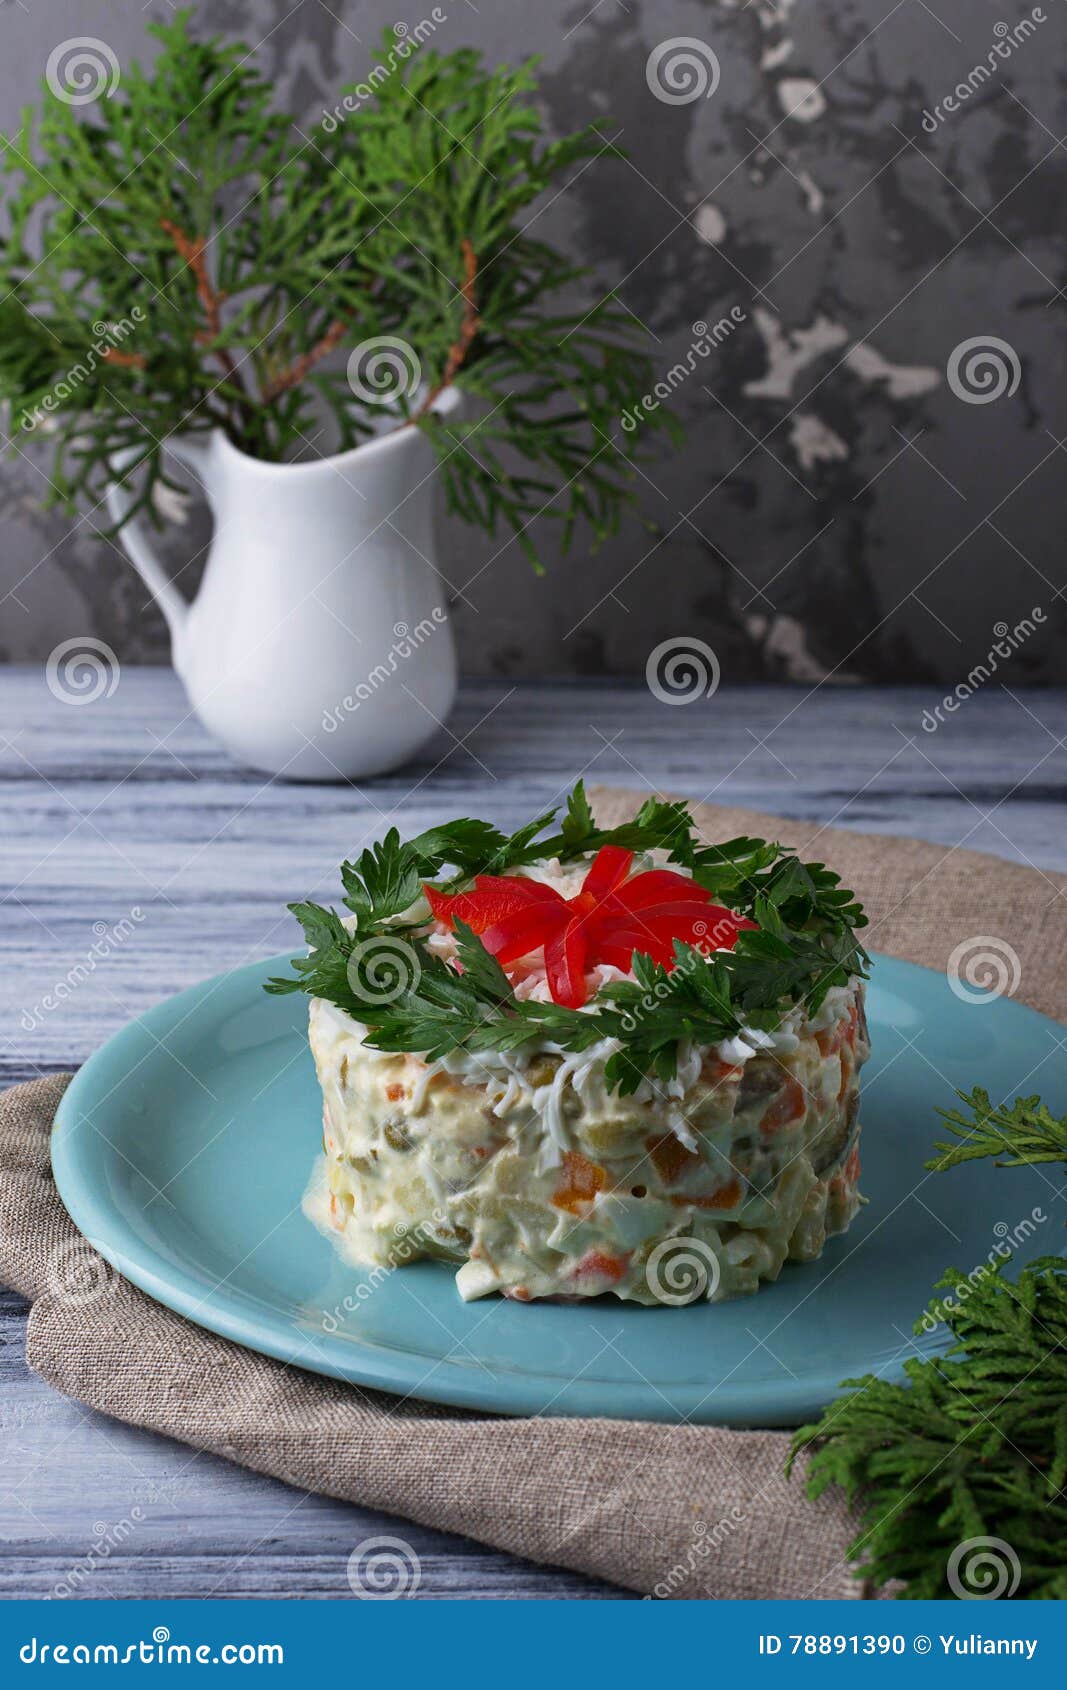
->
left=106, top=446, right=191, bottom=658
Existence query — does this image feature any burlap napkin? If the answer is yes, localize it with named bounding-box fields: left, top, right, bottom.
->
left=2, top=787, right=1063, bottom=1599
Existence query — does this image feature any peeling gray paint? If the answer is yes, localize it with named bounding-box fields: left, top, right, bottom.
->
left=0, top=0, right=1063, bottom=686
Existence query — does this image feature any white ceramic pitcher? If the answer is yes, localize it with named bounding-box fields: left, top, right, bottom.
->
left=106, top=395, right=460, bottom=781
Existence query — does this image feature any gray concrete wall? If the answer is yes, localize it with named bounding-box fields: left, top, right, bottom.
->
left=0, top=0, right=1063, bottom=682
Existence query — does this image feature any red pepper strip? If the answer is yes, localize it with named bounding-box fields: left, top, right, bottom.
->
left=602, top=869, right=715, bottom=912
left=597, top=901, right=750, bottom=948
left=544, top=916, right=590, bottom=1008
left=599, top=915, right=729, bottom=948
left=597, top=913, right=750, bottom=971
left=598, top=898, right=729, bottom=927
left=481, top=904, right=568, bottom=965
left=427, top=857, right=757, bottom=1007
left=424, top=877, right=561, bottom=934
left=579, top=845, right=634, bottom=901
left=594, top=928, right=710, bottom=966
left=472, top=875, right=564, bottom=902
left=598, top=885, right=713, bottom=926
left=597, top=936, right=677, bottom=970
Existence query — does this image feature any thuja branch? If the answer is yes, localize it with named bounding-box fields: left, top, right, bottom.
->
left=159, top=217, right=247, bottom=398
left=412, top=239, right=480, bottom=422
left=101, top=347, right=147, bottom=371
left=262, top=317, right=349, bottom=404
left=0, top=11, right=677, bottom=559
left=790, top=1091, right=1067, bottom=1599
left=790, top=1254, right=1067, bottom=1598
left=927, top=1087, right=1067, bottom=1171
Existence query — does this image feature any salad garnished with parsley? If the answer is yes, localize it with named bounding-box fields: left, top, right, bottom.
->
left=268, top=782, right=869, bottom=1094
left=270, top=785, right=872, bottom=1304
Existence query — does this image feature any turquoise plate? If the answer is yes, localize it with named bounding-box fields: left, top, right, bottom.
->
left=51, top=952, right=1064, bottom=1426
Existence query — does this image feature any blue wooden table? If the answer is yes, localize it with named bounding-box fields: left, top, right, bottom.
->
left=2, top=668, right=1064, bottom=1598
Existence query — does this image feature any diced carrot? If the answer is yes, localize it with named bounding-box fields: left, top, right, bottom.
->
left=700, top=1058, right=742, bottom=1087
left=837, top=1049, right=852, bottom=1102
left=646, top=1133, right=702, bottom=1185
left=817, top=1003, right=859, bottom=1058
left=571, top=1249, right=630, bottom=1284
left=761, top=1075, right=806, bottom=1135
left=385, top=1082, right=405, bottom=1102
left=552, top=1149, right=607, bottom=1213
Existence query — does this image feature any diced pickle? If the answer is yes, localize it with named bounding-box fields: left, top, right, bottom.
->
left=581, top=1118, right=630, bottom=1155
left=383, top=1120, right=414, bottom=1153
left=736, top=1061, right=783, bottom=1112
left=524, top=1054, right=562, bottom=1087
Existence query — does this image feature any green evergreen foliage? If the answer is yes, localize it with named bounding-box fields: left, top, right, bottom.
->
left=790, top=1256, right=1067, bottom=1599
left=791, top=1085, right=1067, bottom=1597
left=0, top=12, right=675, bottom=563
left=928, top=1087, right=1067, bottom=1172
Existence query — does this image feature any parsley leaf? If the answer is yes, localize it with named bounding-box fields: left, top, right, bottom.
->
left=340, top=829, right=423, bottom=926
left=265, top=902, right=357, bottom=1004
left=407, top=818, right=512, bottom=875
left=266, top=783, right=870, bottom=1091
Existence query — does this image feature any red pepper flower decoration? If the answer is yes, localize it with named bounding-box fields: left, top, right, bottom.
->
left=424, top=846, right=756, bottom=1009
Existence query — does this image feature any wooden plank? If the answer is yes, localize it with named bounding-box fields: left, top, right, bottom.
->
left=1, top=667, right=1064, bottom=1597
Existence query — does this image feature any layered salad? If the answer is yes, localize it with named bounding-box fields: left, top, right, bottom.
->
left=269, top=785, right=870, bottom=1305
